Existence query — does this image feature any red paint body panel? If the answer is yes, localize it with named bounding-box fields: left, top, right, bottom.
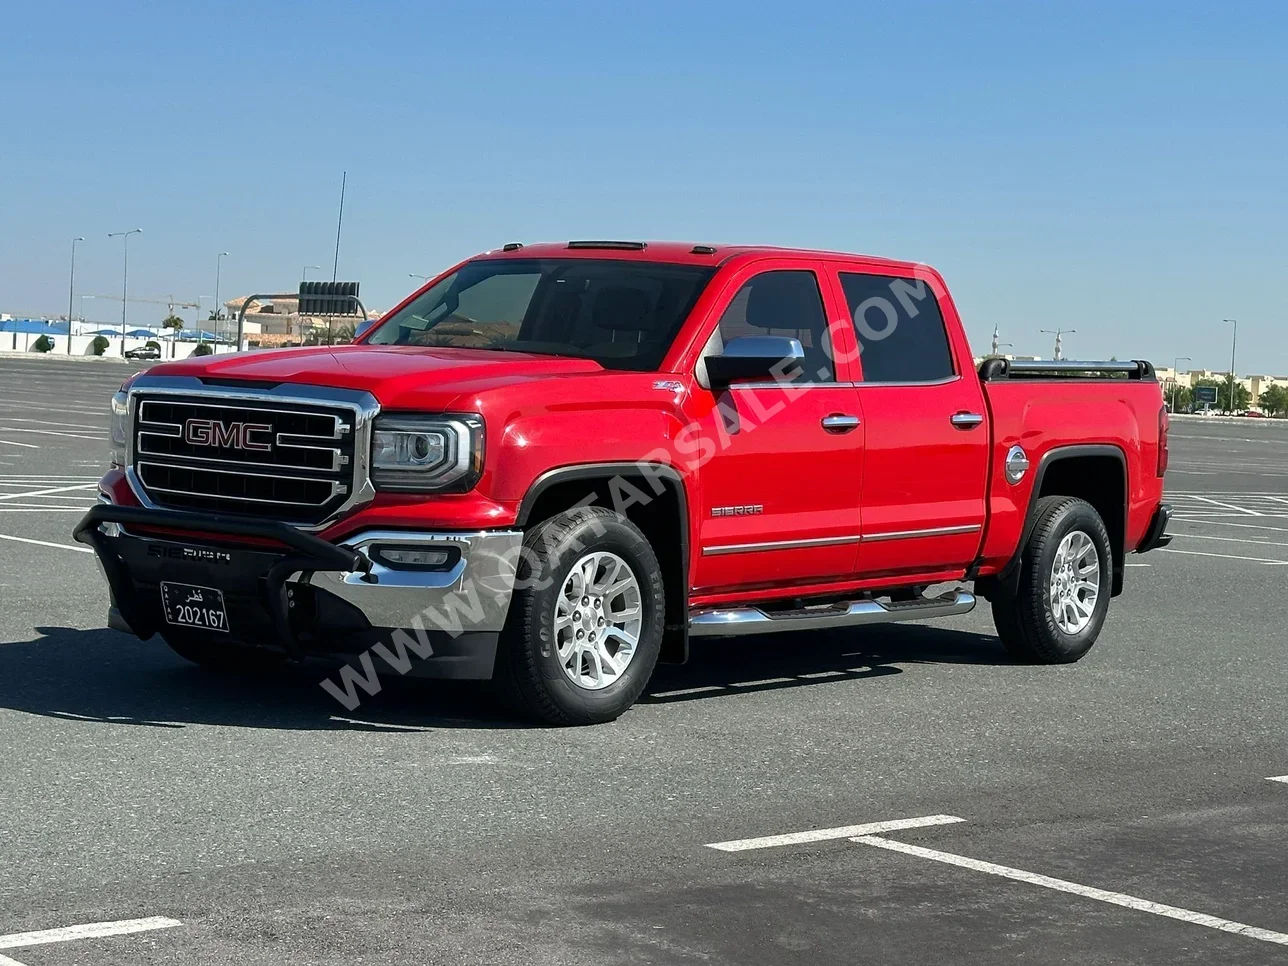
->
left=112, top=241, right=1167, bottom=611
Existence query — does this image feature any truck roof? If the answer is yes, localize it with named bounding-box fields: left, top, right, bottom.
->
left=474, top=240, right=926, bottom=272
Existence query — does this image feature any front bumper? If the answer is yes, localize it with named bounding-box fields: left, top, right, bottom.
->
left=1135, top=502, right=1173, bottom=554
left=74, top=504, right=522, bottom=679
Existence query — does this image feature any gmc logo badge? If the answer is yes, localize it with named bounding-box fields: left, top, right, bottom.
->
left=184, top=418, right=273, bottom=451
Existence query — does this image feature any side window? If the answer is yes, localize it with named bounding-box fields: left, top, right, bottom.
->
left=717, top=270, right=834, bottom=383
left=839, top=272, right=955, bottom=383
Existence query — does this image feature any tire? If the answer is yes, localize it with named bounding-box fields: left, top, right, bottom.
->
left=495, top=505, right=665, bottom=725
left=162, top=633, right=287, bottom=672
left=991, top=496, right=1113, bottom=664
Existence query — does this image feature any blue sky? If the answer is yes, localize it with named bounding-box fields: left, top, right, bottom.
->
left=3, top=0, right=1285, bottom=372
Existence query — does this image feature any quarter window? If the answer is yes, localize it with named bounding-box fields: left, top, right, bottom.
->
left=838, top=272, right=955, bottom=383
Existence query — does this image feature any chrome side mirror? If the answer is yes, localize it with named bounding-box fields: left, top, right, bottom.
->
left=705, top=336, right=805, bottom=388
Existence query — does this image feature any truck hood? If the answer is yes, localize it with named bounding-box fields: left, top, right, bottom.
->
left=156, top=344, right=605, bottom=408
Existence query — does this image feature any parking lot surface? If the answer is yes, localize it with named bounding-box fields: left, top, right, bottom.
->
left=1, top=356, right=1286, bottom=964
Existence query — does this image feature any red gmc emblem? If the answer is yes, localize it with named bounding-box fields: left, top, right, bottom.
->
left=184, top=418, right=273, bottom=452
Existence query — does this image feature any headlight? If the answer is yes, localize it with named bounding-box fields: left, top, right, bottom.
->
left=370, top=414, right=483, bottom=492
left=109, top=390, right=130, bottom=468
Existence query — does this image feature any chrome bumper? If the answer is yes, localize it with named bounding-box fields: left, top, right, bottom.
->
left=306, top=529, right=524, bottom=633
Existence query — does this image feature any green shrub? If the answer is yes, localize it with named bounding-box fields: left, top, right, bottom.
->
left=193, top=343, right=213, bottom=356
left=31, top=335, right=54, bottom=353
left=90, top=335, right=109, bottom=356
left=145, top=340, right=161, bottom=351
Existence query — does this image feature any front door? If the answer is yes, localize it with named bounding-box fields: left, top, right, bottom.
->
left=689, top=262, right=865, bottom=593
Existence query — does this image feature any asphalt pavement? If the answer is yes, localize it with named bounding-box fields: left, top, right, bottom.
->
left=1, top=356, right=1287, bottom=965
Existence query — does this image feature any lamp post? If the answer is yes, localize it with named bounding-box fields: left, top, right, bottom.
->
left=198, top=297, right=215, bottom=350
left=990, top=324, right=1012, bottom=357
left=1171, top=356, right=1191, bottom=412
left=1040, top=328, right=1076, bottom=361
left=66, top=237, right=84, bottom=355
left=213, top=252, right=229, bottom=344
left=408, top=273, right=430, bottom=282
left=303, top=264, right=321, bottom=281
left=1222, top=319, right=1238, bottom=414
left=108, top=229, right=142, bottom=355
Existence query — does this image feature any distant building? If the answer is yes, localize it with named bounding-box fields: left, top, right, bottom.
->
left=224, top=294, right=381, bottom=347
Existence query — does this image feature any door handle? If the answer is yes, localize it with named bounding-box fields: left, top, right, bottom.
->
left=950, top=412, right=985, bottom=429
left=821, top=414, right=861, bottom=433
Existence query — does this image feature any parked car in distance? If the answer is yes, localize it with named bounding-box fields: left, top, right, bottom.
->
left=124, top=344, right=161, bottom=360
left=80, top=240, right=1173, bottom=725
left=1241, top=410, right=1266, bottom=418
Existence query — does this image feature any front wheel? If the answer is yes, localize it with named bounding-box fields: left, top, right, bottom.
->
left=495, top=506, right=665, bottom=725
left=991, top=496, right=1113, bottom=664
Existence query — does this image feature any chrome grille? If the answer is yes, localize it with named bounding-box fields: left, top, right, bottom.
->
left=131, top=393, right=358, bottom=525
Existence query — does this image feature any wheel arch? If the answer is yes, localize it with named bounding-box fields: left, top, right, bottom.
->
left=980, top=444, right=1129, bottom=600
left=517, top=462, right=690, bottom=663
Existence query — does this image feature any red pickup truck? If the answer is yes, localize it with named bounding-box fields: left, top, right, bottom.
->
left=79, top=241, right=1172, bottom=725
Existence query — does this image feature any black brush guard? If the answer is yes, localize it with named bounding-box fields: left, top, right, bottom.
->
left=73, top=504, right=371, bottom=658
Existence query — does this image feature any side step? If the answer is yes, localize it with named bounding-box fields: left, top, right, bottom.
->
left=688, top=590, right=976, bottom=637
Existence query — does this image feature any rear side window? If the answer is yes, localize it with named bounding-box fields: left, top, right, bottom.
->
left=717, top=270, right=834, bottom=382
left=838, top=272, right=955, bottom=383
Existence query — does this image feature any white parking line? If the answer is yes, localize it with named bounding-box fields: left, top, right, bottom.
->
left=0, top=507, right=90, bottom=512
left=0, top=439, right=39, bottom=449
left=1, top=417, right=104, bottom=431
left=0, top=917, right=181, bottom=951
left=1156, top=547, right=1288, bottom=566
left=0, top=533, right=94, bottom=554
left=0, top=427, right=103, bottom=441
left=0, top=483, right=98, bottom=502
left=1190, top=495, right=1262, bottom=516
left=852, top=835, right=1288, bottom=947
left=705, top=814, right=964, bottom=852
left=1268, top=776, right=1288, bottom=785
left=1176, top=519, right=1288, bottom=535
left=1174, top=533, right=1288, bottom=548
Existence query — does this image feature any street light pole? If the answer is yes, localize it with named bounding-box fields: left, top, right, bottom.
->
left=214, top=252, right=229, bottom=346
left=303, top=265, right=321, bottom=282
left=67, top=237, right=84, bottom=355
left=990, top=323, right=1012, bottom=357
left=1222, top=319, right=1238, bottom=414
left=108, top=229, right=142, bottom=355
left=1040, top=328, right=1076, bottom=361
left=1171, top=356, right=1191, bottom=412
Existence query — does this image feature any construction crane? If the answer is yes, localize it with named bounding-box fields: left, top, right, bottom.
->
left=83, top=294, right=205, bottom=337
left=86, top=294, right=200, bottom=315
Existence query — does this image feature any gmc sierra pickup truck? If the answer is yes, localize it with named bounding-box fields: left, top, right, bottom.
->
left=78, top=241, right=1173, bottom=725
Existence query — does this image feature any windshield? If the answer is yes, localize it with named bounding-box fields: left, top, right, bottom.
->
left=365, top=258, right=716, bottom=371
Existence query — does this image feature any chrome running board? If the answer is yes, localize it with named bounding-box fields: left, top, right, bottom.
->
left=688, top=590, right=976, bottom=637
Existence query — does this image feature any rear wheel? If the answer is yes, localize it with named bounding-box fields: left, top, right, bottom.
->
left=162, top=633, right=287, bottom=672
left=991, top=496, right=1113, bottom=664
left=495, top=506, right=665, bottom=725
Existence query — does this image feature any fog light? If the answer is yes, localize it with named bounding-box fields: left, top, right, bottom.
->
left=371, top=545, right=454, bottom=570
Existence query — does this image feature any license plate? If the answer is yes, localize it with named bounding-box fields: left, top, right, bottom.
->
left=160, top=582, right=230, bottom=633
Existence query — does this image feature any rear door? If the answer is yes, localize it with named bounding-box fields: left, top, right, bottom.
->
left=689, top=260, right=865, bottom=592
left=828, top=267, right=989, bottom=577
